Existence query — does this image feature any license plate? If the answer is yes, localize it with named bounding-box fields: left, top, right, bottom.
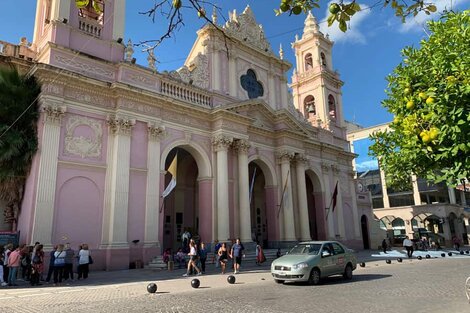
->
left=278, top=272, right=286, bottom=276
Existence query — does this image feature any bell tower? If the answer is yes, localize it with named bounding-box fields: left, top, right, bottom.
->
left=290, top=12, right=344, bottom=130
left=32, top=0, right=125, bottom=64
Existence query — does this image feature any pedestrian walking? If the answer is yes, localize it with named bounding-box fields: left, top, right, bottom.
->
left=382, top=239, right=388, bottom=254
left=230, top=238, right=245, bottom=274
left=182, top=239, right=201, bottom=277
left=218, top=242, right=229, bottom=274
left=452, top=235, right=461, bottom=251
left=403, top=236, right=414, bottom=258
left=213, top=240, right=221, bottom=268
left=255, top=242, right=266, bottom=265
left=199, top=242, right=207, bottom=274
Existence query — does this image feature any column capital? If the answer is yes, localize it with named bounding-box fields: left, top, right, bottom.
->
left=42, top=104, right=66, bottom=125
left=212, top=134, right=233, bottom=152
left=295, top=153, right=308, bottom=165
left=148, top=124, right=166, bottom=141
left=233, top=139, right=250, bottom=154
left=321, top=162, right=330, bottom=172
left=331, top=164, right=340, bottom=175
left=276, top=150, right=294, bottom=164
left=107, top=115, right=135, bottom=136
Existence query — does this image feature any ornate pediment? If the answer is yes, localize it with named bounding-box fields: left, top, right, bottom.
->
left=169, top=53, right=209, bottom=89
left=223, top=6, right=272, bottom=54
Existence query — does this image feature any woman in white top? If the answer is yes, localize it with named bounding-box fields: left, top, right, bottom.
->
left=77, top=244, right=91, bottom=279
left=182, top=240, right=201, bottom=277
left=53, top=244, right=66, bottom=285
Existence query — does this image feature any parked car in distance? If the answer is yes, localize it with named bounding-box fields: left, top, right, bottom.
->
left=271, top=241, right=357, bottom=285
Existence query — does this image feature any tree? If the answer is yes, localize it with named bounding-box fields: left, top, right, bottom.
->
left=369, top=10, right=470, bottom=187
left=0, top=68, right=40, bottom=229
left=74, top=0, right=438, bottom=50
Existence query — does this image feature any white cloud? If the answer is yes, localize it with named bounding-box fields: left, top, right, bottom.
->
left=319, top=2, right=372, bottom=44
left=355, top=160, right=379, bottom=172
left=399, top=0, right=470, bottom=33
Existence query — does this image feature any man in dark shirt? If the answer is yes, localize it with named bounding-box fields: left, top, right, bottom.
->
left=230, top=238, right=245, bottom=274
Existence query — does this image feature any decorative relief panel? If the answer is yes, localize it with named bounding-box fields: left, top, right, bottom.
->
left=249, top=133, right=274, bottom=145
left=118, top=99, right=160, bottom=116
left=223, top=6, right=272, bottom=54
left=170, top=53, right=209, bottom=89
left=162, top=111, right=211, bottom=130
left=55, top=55, right=115, bottom=80
left=64, top=116, right=102, bottom=159
left=42, top=83, right=63, bottom=96
left=65, top=88, right=114, bottom=109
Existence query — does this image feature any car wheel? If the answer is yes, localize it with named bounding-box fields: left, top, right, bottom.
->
left=308, top=268, right=321, bottom=285
left=274, top=279, right=284, bottom=284
left=343, top=264, right=353, bottom=280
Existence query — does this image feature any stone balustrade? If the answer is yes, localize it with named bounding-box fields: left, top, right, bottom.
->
left=78, top=17, right=102, bottom=38
left=160, top=80, right=212, bottom=108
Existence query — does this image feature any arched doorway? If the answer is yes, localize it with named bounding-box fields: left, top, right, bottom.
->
left=249, top=162, right=267, bottom=247
left=162, top=148, right=199, bottom=252
left=361, top=215, right=370, bottom=249
left=306, top=170, right=324, bottom=240
left=412, top=213, right=445, bottom=247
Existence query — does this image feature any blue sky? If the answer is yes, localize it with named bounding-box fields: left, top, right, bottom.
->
left=0, top=0, right=468, bottom=170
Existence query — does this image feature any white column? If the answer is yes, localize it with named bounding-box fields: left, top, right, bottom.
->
left=268, top=73, right=276, bottom=107
left=144, top=125, right=165, bottom=248
left=460, top=190, right=467, bottom=206
left=332, top=166, right=346, bottom=239
left=212, top=48, right=221, bottom=91
left=380, top=168, right=390, bottom=208
left=235, top=140, right=251, bottom=242
left=295, top=155, right=311, bottom=241
left=280, top=77, right=288, bottom=108
left=448, top=187, right=457, bottom=204
left=228, top=54, right=237, bottom=97
left=278, top=151, right=296, bottom=241
left=411, top=174, right=421, bottom=205
left=322, top=164, right=335, bottom=239
left=212, top=135, right=233, bottom=241
left=102, top=116, right=134, bottom=248
left=51, top=0, right=71, bottom=21
left=348, top=172, right=361, bottom=238
left=112, top=0, right=126, bottom=40
left=31, top=104, right=66, bottom=247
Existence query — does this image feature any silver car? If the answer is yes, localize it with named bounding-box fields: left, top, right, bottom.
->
left=271, top=241, right=357, bottom=285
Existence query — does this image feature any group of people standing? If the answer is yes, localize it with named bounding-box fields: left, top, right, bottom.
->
left=0, top=242, right=92, bottom=287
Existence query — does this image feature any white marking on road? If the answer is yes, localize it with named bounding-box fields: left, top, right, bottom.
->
left=0, top=296, right=15, bottom=300
left=18, top=292, right=52, bottom=298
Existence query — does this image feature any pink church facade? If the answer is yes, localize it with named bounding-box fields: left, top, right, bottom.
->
left=1, top=0, right=368, bottom=270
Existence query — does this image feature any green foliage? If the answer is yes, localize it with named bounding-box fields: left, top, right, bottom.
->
left=0, top=68, right=40, bottom=207
left=369, top=10, right=470, bottom=187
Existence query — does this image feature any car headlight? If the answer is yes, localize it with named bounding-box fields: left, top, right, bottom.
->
left=292, top=262, right=309, bottom=270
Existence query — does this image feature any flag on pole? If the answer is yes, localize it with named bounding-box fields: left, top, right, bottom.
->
left=162, top=153, right=177, bottom=198
left=331, top=181, right=338, bottom=212
left=326, top=181, right=338, bottom=220
left=277, top=169, right=290, bottom=218
left=249, top=167, right=257, bottom=205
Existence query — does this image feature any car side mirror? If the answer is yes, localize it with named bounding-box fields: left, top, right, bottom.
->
left=322, top=251, right=331, bottom=257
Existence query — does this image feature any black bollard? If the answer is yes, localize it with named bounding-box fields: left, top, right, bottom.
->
left=460, top=250, right=464, bottom=255
left=147, top=283, right=157, bottom=293
left=227, top=275, right=236, bottom=284
left=191, top=278, right=200, bottom=288
left=359, top=262, right=366, bottom=267
left=466, top=251, right=469, bottom=254
left=397, top=258, right=402, bottom=263
left=417, top=256, right=422, bottom=260
left=441, top=253, right=445, bottom=257
left=425, top=254, right=431, bottom=259
left=386, top=259, right=391, bottom=264
left=448, top=252, right=452, bottom=256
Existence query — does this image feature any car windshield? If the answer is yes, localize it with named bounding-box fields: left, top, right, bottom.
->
left=288, top=244, right=321, bottom=255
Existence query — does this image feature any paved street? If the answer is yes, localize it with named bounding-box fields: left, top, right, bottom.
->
left=1, top=254, right=469, bottom=313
